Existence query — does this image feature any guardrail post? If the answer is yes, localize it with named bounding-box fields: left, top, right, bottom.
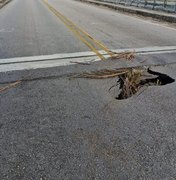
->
left=144, top=0, right=147, bottom=7
left=130, top=0, right=133, bottom=5
left=163, top=0, right=167, bottom=8
left=137, top=0, right=139, bottom=7
left=125, top=0, right=128, bottom=5
left=152, top=0, right=156, bottom=9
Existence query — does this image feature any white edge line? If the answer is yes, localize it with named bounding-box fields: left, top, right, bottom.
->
left=0, top=46, right=176, bottom=72
left=0, top=46, right=176, bottom=64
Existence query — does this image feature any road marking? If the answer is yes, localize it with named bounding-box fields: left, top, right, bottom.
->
left=42, top=0, right=115, bottom=60
left=0, top=46, right=176, bottom=72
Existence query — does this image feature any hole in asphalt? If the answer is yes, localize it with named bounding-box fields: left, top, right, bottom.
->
left=115, top=68, right=175, bottom=100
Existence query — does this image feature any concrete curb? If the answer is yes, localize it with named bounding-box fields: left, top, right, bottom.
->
left=0, top=0, right=12, bottom=9
left=76, top=0, right=176, bottom=23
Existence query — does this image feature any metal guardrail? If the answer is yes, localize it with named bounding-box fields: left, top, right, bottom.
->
left=97, top=0, right=176, bottom=12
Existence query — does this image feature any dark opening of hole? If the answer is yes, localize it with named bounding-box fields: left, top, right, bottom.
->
left=116, top=68, right=175, bottom=100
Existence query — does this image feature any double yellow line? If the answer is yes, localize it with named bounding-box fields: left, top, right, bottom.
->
left=43, top=0, right=115, bottom=60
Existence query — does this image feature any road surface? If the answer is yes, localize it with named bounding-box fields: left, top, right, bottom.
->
left=0, top=0, right=176, bottom=179
left=0, top=0, right=176, bottom=58
left=0, top=52, right=176, bottom=179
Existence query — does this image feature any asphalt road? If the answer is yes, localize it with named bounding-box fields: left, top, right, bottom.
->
left=0, top=52, right=176, bottom=179
left=1, top=0, right=176, bottom=179
left=0, top=0, right=176, bottom=58
left=0, top=0, right=88, bottom=59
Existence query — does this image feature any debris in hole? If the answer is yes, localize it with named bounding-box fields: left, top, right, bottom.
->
left=115, top=68, right=144, bottom=100
left=116, top=68, right=175, bottom=100
left=0, top=80, right=22, bottom=93
left=71, top=67, right=175, bottom=100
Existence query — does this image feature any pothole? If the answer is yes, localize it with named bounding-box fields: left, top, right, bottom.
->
left=116, top=68, right=175, bottom=100
left=70, top=66, right=175, bottom=100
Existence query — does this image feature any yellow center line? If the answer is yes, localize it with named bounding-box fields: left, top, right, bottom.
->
left=42, top=0, right=115, bottom=60
left=48, top=4, right=105, bottom=60
left=51, top=7, right=114, bottom=57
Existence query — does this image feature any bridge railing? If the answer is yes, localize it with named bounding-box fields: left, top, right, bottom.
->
left=96, top=0, right=176, bottom=12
